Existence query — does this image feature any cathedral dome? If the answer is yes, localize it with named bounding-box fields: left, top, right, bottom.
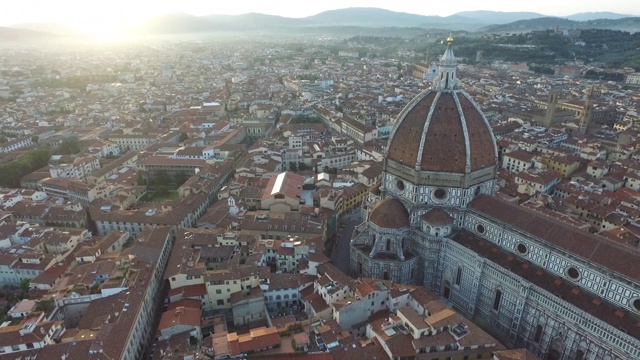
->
left=421, top=208, right=453, bottom=226
left=384, top=37, right=497, bottom=188
left=369, top=198, right=409, bottom=229
left=387, top=91, right=496, bottom=174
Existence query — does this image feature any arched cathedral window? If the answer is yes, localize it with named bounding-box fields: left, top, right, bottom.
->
left=534, top=325, right=543, bottom=343
left=455, top=267, right=462, bottom=286
left=443, top=280, right=451, bottom=299
left=493, top=289, right=502, bottom=311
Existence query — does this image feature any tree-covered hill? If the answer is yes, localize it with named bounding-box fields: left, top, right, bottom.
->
left=450, top=29, right=640, bottom=71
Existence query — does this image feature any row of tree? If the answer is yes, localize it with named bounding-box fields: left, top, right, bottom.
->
left=53, top=138, right=81, bottom=155
left=0, top=149, right=50, bottom=187
left=292, top=115, right=323, bottom=124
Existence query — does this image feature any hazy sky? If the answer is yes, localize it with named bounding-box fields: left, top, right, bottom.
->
left=3, top=0, right=640, bottom=35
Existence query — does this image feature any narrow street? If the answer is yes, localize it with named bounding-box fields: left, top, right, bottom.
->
left=331, top=208, right=363, bottom=275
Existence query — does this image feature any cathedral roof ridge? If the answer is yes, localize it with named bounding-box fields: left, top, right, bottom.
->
left=451, top=229, right=640, bottom=340
left=469, top=194, right=640, bottom=283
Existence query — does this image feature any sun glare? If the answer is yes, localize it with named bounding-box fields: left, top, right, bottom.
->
left=67, top=18, right=131, bottom=41
left=50, top=2, right=160, bottom=41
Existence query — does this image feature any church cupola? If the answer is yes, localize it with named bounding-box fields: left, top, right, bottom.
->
left=432, top=34, right=460, bottom=91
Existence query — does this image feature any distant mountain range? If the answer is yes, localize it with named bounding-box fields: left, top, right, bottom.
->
left=2, top=8, right=638, bottom=40
left=10, top=22, right=80, bottom=36
left=565, top=12, right=633, bottom=21
left=0, top=26, right=60, bottom=43
left=455, top=10, right=633, bottom=23
left=480, top=16, right=640, bottom=33
left=130, top=8, right=639, bottom=34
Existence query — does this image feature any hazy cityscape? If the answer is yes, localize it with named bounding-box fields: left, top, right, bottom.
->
left=0, top=2, right=640, bottom=360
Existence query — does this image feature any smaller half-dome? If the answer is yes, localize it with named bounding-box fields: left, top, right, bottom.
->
left=369, top=198, right=409, bottom=229
left=421, top=208, right=454, bottom=226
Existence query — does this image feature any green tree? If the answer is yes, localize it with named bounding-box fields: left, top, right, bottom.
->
left=35, top=298, right=55, bottom=313
left=289, top=162, right=298, bottom=171
left=179, top=132, right=189, bottom=142
left=136, top=175, right=147, bottom=186
left=0, top=135, right=7, bottom=144
left=19, top=278, right=30, bottom=296
left=293, top=115, right=323, bottom=124
left=31, top=136, right=39, bottom=144
left=155, top=186, right=169, bottom=198
left=153, top=170, right=171, bottom=187
left=54, top=138, right=80, bottom=155
left=0, top=148, right=51, bottom=187
left=174, top=172, right=190, bottom=186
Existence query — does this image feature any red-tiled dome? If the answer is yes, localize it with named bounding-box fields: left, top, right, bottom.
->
left=421, top=208, right=454, bottom=226
left=369, top=198, right=409, bottom=229
left=386, top=90, right=497, bottom=174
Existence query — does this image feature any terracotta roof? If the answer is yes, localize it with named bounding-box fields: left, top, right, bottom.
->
left=421, top=208, right=453, bottom=226
left=368, top=182, right=381, bottom=195
left=387, top=90, right=496, bottom=173
left=493, top=349, right=539, bottom=360
left=504, top=150, right=535, bottom=162
left=261, top=171, right=304, bottom=201
left=451, top=229, right=640, bottom=340
left=369, top=198, right=409, bottom=229
left=228, top=326, right=280, bottom=356
left=469, top=195, right=640, bottom=283
left=167, top=284, right=207, bottom=299
left=305, top=292, right=329, bottom=313
left=158, top=301, right=201, bottom=332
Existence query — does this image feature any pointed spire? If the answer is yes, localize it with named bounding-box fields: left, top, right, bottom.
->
left=432, top=34, right=460, bottom=91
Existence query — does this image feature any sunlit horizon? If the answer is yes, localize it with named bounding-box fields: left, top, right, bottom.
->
left=2, top=0, right=640, bottom=39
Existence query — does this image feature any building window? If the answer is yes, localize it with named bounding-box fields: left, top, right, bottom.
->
left=566, top=267, right=580, bottom=281
left=575, top=350, right=585, bottom=360
left=630, top=298, right=640, bottom=312
left=534, top=325, right=543, bottom=343
left=217, top=300, right=224, bottom=306
left=476, top=223, right=486, bottom=234
left=396, top=179, right=405, bottom=192
left=493, top=289, right=502, bottom=311
left=433, top=188, right=447, bottom=201
left=516, top=243, right=528, bottom=255
left=455, top=267, right=462, bottom=286
left=386, top=238, right=391, bottom=252
left=443, top=280, right=451, bottom=299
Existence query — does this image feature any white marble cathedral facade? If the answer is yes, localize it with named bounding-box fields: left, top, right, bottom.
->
left=350, top=36, right=640, bottom=360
